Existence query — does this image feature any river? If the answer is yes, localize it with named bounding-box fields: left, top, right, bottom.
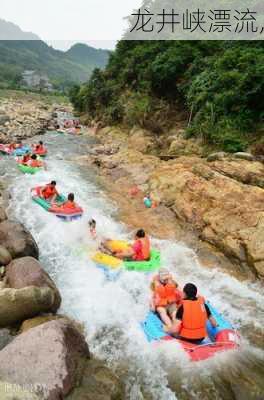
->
left=1, top=130, right=264, bottom=400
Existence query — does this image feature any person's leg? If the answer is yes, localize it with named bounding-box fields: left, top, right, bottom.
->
left=168, top=303, right=177, bottom=323
left=156, top=306, right=172, bottom=327
left=114, top=249, right=134, bottom=260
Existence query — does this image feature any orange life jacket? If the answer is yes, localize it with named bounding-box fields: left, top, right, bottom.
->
left=180, top=297, right=207, bottom=340
left=62, top=200, right=76, bottom=209
left=153, top=279, right=181, bottom=307
left=42, top=185, right=56, bottom=199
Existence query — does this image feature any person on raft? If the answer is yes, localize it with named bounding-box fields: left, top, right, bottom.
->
left=27, top=154, right=43, bottom=168
left=33, top=141, right=45, bottom=152
left=150, top=268, right=182, bottom=328
left=21, top=152, right=31, bottom=164
left=165, top=283, right=218, bottom=344
left=59, top=193, right=76, bottom=209
left=89, top=219, right=97, bottom=239
left=101, top=229, right=151, bottom=261
left=39, top=181, right=59, bottom=203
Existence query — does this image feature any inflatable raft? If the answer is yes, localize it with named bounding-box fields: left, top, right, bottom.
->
left=17, top=164, right=42, bottom=175
left=141, top=303, right=240, bottom=362
left=92, top=240, right=161, bottom=275
left=31, top=187, right=83, bottom=220
left=0, top=144, right=12, bottom=155
left=34, top=148, right=47, bottom=157
left=13, top=146, right=31, bottom=157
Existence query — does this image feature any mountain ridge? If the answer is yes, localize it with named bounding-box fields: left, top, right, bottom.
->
left=0, top=19, right=110, bottom=89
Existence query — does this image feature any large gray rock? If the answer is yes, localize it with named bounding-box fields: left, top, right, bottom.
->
left=6, top=257, right=61, bottom=312
left=207, top=152, right=226, bottom=162
left=234, top=152, right=254, bottom=161
left=0, top=246, right=12, bottom=266
left=0, top=287, right=57, bottom=327
left=0, top=221, right=39, bottom=260
left=0, top=319, right=90, bottom=400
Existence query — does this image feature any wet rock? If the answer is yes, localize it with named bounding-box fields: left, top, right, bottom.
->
left=0, top=319, right=90, bottom=399
left=0, top=286, right=57, bottom=327
left=0, top=246, right=12, bottom=266
left=0, top=221, right=39, bottom=260
left=67, top=359, right=124, bottom=400
left=19, top=315, right=82, bottom=334
left=233, top=152, right=254, bottom=161
left=207, top=152, right=226, bottom=162
left=6, top=257, right=61, bottom=312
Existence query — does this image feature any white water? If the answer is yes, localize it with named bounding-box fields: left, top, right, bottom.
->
left=4, top=133, right=264, bottom=400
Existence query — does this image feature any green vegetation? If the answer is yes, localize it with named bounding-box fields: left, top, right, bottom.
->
left=71, top=41, right=264, bottom=152
left=0, top=39, right=109, bottom=91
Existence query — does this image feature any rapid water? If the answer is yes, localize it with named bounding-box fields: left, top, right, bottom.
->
left=2, top=131, right=264, bottom=400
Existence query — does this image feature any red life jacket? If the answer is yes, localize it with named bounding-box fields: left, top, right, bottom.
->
left=61, top=200, right=76, bottom=209
left=42, top=185, right=56, bottom=199
left=180, top=297, right=207, bottom=340
left=30, top=159, right=42, bottom=168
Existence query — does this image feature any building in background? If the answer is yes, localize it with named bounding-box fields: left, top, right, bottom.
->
left=22, top=70, right=53, bottom=92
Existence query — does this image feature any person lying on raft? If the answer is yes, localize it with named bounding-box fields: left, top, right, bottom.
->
left=38, top=181, right=59, bottom=204
left=101, top=229, right=151, bottom=261
left=150, top=268, right=182, bottom=329
left=164, top=283, right=218, bottom=344
left=27, top=154, right=44, bottom=168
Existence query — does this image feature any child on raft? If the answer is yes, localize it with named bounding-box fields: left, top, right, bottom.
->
left=38, top=181, right=59, bottom=204
left=59, top=193, right=76, bottom=209
left=150, top=268, right=182, bottom=329
left=100, top=229, right=151, bottom=261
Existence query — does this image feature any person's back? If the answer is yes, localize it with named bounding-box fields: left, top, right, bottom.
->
left=167, top=283, right=217, bottom=343
left=132, top=230, right=150, bottom=261
left=62, top=193, right=76, bottom=209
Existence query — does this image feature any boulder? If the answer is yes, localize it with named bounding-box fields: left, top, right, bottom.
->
left=67, top=359, right=124, bottom=400
left=0, top=287, right=57, bottom=327
left=0, top=221, right=39, bottom=260
left=0, top=246, right=12, bottom=266
left=0, top=319, right=90, bottom=399
left=6, top=257, right=61, bottom=312
left=207, top=152, right=226, bottom=162
left=233, top=152, right=254, bottom=161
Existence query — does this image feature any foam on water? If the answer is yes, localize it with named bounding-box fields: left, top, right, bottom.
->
left=4, top=133, right=264, bottom=400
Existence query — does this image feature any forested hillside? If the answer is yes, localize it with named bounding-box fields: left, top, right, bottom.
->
left=0, top=19, right=110, bottom=91
left=71, top=41, right=264, bottom=152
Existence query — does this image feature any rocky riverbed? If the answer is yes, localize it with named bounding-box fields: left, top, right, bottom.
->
left=0, top=93, right=124, bottom=400
left=79, top=125, right=264, bottom=281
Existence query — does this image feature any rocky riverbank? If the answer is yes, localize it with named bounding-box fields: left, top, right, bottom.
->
left=0, top=94, right=124, bottom=400
left=0, top=91, right=71, bottom=143
left=79, top=125, right=264, bottom=281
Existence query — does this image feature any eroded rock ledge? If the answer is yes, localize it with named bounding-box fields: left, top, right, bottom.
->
left=82, top=126, right=264, bottom=280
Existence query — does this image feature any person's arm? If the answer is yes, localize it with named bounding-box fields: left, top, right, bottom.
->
left=205, top=304, right=218, bottom=327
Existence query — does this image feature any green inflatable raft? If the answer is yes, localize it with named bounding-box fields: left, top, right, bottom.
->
left=17, top=164, right=42, bottom=175
left=32, top=194, right=66, bottom=210
left=124, top=250, right=160, bottom=272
